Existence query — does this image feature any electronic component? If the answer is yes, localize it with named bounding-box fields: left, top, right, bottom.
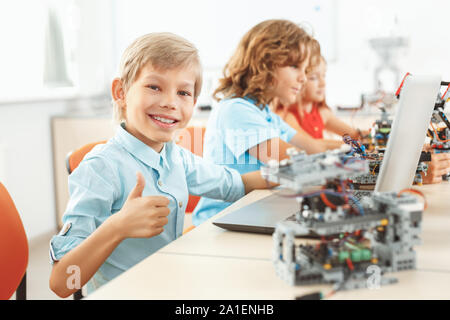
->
left=343, top=136, right=429, bottom=187
left=397, top=75, right=450, bottom=180
left=369, top=108, right=393, bottom=151
left=263, top=148, right=424, bottom=292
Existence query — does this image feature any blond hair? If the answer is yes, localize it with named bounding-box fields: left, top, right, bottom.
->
left=302, top=43, right=329, bottom=110
left=213, top=19, right=316, bottom=107
left=113, top=32, right=203, bottom=123
left=305, top=38, right=322, bottom=74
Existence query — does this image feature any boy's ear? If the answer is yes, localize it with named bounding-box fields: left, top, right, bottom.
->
left=111, top=78, right=126, bottom=106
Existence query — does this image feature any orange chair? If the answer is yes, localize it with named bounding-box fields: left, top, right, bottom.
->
left=175, top=127, right=206, bottom=213
left=65, top=141, right=106, bottom=300
left=0, top=183, right=28, bottom=300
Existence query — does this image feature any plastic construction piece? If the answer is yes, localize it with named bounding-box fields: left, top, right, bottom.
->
left=429, top=82, right=450, bottom=180
left=429, top=88, right=450, bottom=180
left=397, top=76, right=450, bottom=180
left=366, top=108, right=393, bottom=151
left=342, top=133, right=429, bottom=187
left=343, top=134, right=366, bottom=157
left=263, top=148, right=424, bottom=292
left=261, top=144, right=369, bottom=193
left=429, top=124, right=450, bottom=181
left=345, top=150, right=429, bottom=187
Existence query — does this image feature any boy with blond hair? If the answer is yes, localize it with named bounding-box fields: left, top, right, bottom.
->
left=49, top=32, right=267, bottom=297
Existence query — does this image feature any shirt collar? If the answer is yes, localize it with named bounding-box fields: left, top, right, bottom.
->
left=243, top=95, right=269, bottom=112
left=114, top=123, right=170, bottom=170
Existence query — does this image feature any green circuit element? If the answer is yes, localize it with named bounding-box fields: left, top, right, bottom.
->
left=339, top=244, right=372, bottom=263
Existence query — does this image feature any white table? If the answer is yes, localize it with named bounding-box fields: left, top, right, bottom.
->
left=88, top=182, right=450, bottom=299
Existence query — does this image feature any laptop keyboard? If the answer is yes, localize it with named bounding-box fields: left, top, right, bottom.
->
left=285, top=213, right=297, bottom=221
left=351, top=190, right=373, bottom=201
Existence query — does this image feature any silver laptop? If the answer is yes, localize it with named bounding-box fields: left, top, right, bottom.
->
left=376, top=75, right=441, bottom=192
left=213, top=75, right=441, bottom=234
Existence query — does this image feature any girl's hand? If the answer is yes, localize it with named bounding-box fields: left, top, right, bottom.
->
left=423, top=152, right=450, bottom=184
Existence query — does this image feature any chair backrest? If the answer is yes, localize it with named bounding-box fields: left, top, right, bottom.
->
left=66, top=141, right=107, bottom=174
left=65, top=142, right=107, bottom=301
left=66, top=132, right=206, bottom=212
left=0, top=183, right=28, bottom=300
left=175, top=127, right=205, bottom=157
left=175, top=127, right=206, bottom=213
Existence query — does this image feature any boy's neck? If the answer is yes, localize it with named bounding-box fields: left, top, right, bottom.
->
left=122, top=122, right=165, bottom=153
left=269, top=98, right=278, bottom=111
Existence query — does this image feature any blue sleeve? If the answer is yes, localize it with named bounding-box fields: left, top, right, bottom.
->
left=49, top=156, right=119, bottom=263
left=270, top=111, right=297, bottom=143
left=179, top=147, right=245, bottom=203
left=220, top=101, right=283, bottom=159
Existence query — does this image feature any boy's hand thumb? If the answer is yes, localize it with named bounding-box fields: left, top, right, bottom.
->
left=128, top=172, right=145, bottom=199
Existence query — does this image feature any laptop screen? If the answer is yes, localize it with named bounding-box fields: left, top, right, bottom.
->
left=375, top=75, right=441, bottom=192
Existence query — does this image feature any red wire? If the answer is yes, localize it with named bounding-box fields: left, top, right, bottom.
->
left=320, top=193, right=337, bottom=210
left=395, top=72, right=411, bottom=97
left=346, top=258, right=354, bottom=271
left=398, top=188, right=427, bottom=211
left=430, top=121, right=450, bottom=143
left=324, top=289, right=336, bottom=299
left=441, top=83, right=450, bottom=100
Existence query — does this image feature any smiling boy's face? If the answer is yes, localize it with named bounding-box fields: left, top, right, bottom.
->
left=114, top=63, right=197, bottom=152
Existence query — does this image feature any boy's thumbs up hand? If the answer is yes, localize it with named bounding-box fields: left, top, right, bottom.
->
left=127, top=172, right=146, bottom=200
left=110, top=172, right=171, bottom=240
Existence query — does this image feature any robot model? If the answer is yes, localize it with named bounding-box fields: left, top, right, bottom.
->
left=343, top=135, right=430, bottom=187
left=396, top=75, right=450, bottom=180
left=428, top=82, right=450, bottom=180
left=263, top=145, right=425, bottom=291
left=368, top=108, right=393, bottom=151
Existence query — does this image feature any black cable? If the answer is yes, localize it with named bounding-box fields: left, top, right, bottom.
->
left=295, top=292, right=323, bottom=300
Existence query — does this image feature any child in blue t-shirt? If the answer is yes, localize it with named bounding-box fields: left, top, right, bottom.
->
left=193, top=19, right=329, bottom=225
left=49, top=32, right=269, bottom=297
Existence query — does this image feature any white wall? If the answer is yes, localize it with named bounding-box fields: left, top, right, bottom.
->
left=3, top=0, right=450, bottom=242
left=111, top=0, right=450, bottom=107
left=0, top=100, right=71, bottom=240
left=0, top=0, right=114, bottom=242
left=114, top=0, right=337, bottom=68
left=326, top=0, right=450, bottom=107
left=113, top=0, right=338, bottom=107
left=75, top=0, right=115, bottom=96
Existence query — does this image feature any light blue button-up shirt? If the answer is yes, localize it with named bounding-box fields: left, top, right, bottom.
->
left=49, top=123, right=245, bottom=293
left=192, top=97, right=296, bottom=226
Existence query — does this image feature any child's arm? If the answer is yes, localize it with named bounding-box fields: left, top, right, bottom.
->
left=241, top=171, right=278, bottom=194
left=283, top=112, right=341, bottom=152
left=248, top=119, right=344, bottom=164
left=247, top=134, right=328, bottom=164
left=50, top=214, right=124, bottom=298
left=320, top=108, right=366, bottom=139
left=246, top=112, right=327, bottom=163
left=49, top=173, right=170, bottom=298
